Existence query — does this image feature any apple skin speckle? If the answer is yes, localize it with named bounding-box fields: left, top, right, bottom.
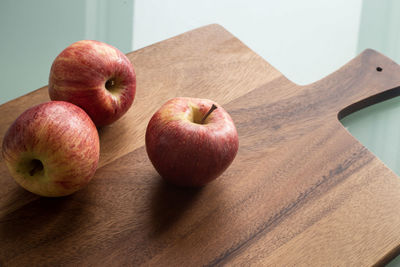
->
left=2, top=101, right=100, bottom=197
left=48, top=40, right=136, bottom=127
left=145, top=97, right=239, bottom=187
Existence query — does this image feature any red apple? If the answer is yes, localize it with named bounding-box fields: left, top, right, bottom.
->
left=1, top=101, right=100, bottom=197
left=48, top=40, right=136, bottom=127
left=145, top=97, right=239, bottom=186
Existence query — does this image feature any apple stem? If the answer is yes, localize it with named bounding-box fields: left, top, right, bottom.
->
left=201, top=104, right=218, bottom=124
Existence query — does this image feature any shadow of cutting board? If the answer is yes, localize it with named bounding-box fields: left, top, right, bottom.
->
left=1, top=24, right=400, bottom=266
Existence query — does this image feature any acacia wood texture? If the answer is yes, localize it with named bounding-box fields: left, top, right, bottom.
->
left=1, top=25, right=400, bottom=266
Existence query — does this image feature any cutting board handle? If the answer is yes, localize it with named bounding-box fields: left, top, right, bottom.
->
left=311, top=49, right=400, bottom=120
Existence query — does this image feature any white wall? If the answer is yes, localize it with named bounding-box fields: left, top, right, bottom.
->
left=133, top=0, right=362, bottom=85
left=0, top=1, right=363, bottom=103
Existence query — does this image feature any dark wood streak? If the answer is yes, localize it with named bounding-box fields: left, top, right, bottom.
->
left=205, top=130, right=374, bottom=266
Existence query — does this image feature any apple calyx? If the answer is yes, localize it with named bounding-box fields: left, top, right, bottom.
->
left=105, top=78, right=118, bottom=93
left=29, top=159, right=44, bottom=176
left=201, top=104, right=218, bottom=124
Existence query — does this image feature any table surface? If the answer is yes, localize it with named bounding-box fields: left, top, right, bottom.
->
left=1, top=24, right=400, bottom=266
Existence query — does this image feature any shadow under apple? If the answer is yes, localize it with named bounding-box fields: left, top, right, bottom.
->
left=149, top=176, right=204, bottom=237
left=0, top=186, right=92, bottom=263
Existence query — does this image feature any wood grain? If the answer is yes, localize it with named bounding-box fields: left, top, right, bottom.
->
left=1, top=24, right=400, bottom=266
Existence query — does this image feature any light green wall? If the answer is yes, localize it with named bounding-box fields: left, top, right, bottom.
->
left=341, top=98, right=400, bottom=173
left=357, top=0, right=400, bottom=62
left=0, top=0, right=133, bottom=105
left=341, top=0, right=400, bottom=177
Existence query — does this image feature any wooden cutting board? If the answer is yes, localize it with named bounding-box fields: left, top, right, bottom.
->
left=1, top=24, right=400, bottom=266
